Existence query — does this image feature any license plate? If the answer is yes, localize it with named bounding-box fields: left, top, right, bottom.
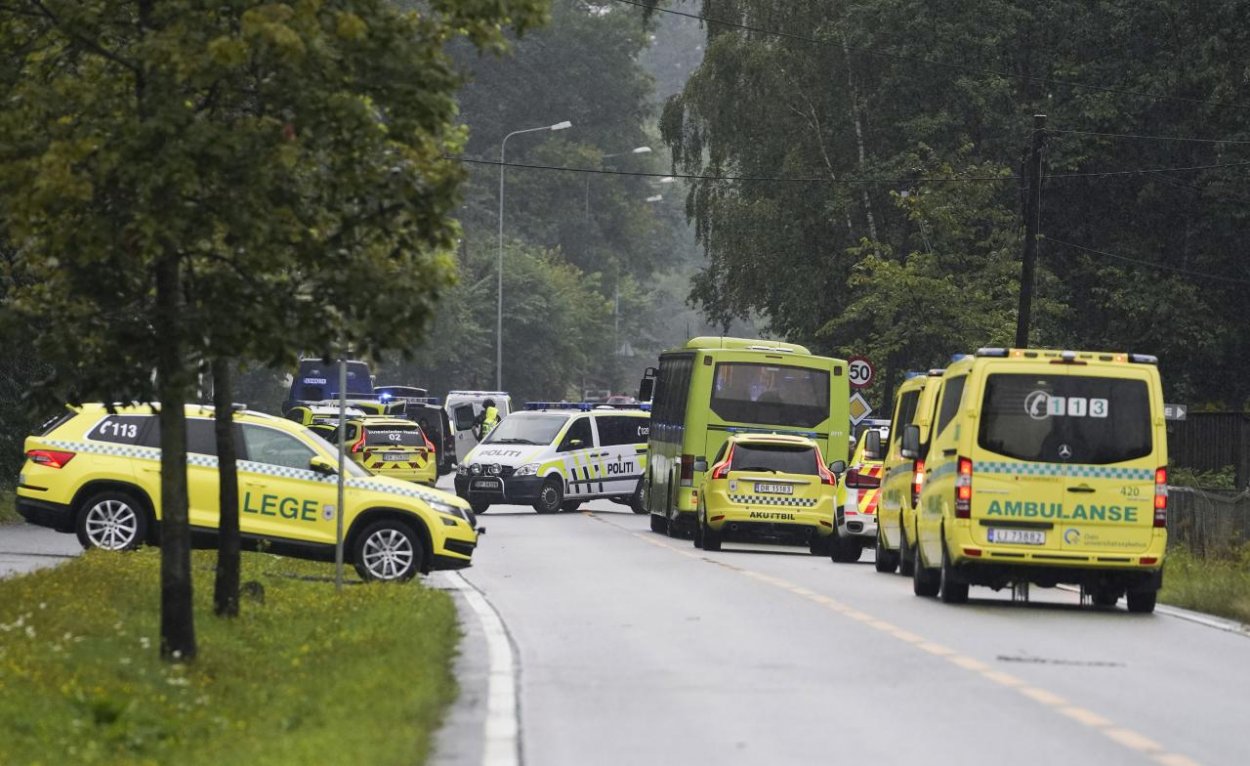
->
left=987, top=528, right=1046, bottom=545
left=383, top=452, right=408, bottom=462
left=755, top=482, right=793, bottom=495
left=471, top=478, right=502, bottom=491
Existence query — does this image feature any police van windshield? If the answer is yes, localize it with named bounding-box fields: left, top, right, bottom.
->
left=977, top=374, right=1152, bottom=465
left=481, top=413, right=567, bottom=446
left=710, top=363, right=830, bottom=429
left=730, top=444, right=818, bottom=475
left=363, top=424, right=425, bottom=448
left=290, top=360, right=373, bottom=402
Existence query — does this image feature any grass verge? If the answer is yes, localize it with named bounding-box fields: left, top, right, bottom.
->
left=1159, top=546, right=1250, bottom=625
left=0, top=485, right=18, bottom=523
left=0, top=548, right=459, bottom=765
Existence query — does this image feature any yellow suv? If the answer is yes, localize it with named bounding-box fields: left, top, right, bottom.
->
left=16, top=404, right=478, bottom=581
left=910, top=349, right=1168, bottom=612
left=308, top=415, right=438, bottom=486
left=693, top=433, right=841, bottom=553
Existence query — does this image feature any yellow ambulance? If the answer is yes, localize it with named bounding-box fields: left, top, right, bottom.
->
left=910, top=349, right=1168, bottom=612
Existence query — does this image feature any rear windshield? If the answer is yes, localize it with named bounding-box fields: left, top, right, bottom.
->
left=710, top=363, right=830, bottom=429
left=481, top=413, right=567, bottom=446
left=730, top=444, right=818, bottom=475
left=977, top=374, right=1152, bottom=465
left=364, top=424, right=425, bottom=448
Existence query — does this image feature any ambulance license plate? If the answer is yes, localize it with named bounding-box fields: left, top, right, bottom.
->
left=755, top=483, right=793, bottom=495
left=987, top=528, right=1046, bottom=545
left=383, top=452, right=408, bottom=462
left=472, top=478, right=502, bottom=491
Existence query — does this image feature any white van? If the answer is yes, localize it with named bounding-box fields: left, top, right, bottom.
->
left=444, top=391, right=513, bottom=465
left=454, top=404, right=649, bottom=515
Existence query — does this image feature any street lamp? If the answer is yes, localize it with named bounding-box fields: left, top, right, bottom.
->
left=585, top=145, right=652, bottom=220
left=498, top=120, right=571, bottom=390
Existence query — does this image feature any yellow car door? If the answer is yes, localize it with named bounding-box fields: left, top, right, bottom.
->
left=238, top=423, right=338, bottom=545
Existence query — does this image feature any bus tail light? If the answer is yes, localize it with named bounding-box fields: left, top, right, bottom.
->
left=955, top=457, right=973, bottom=518
left=680, top=454, right=695, bottom=487
left=711, top=446, right=734, bottom=480
left=911, top=459, right=925, bottom=507
left=27, top=449, right=75, bottom=469
left=1154, top=467, right=1168, bottom=527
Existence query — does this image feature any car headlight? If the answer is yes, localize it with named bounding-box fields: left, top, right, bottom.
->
left=514, top=462, right=539, bottom=476
left=428, top=499, right=466, bottom=520
left=487, top=463, right=501, bottom=476
left=469, top=463, right=482, bottom=476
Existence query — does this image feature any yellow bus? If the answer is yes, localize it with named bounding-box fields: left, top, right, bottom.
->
left=639, top=337, right=850, bottom=536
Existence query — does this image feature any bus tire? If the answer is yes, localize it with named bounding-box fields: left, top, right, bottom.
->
left=649, top=513, right=668, bottom=534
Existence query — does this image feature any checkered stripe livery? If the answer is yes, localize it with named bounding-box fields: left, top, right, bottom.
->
left=50, top=439, right=160, bottom=461
left=975, top=461, right=1154, bottom=481
left=727, top=494, right=818, bottom=507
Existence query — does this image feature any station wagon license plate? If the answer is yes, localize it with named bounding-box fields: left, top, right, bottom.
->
left=755, top=482, right=793, bottom=495
left=383, top=452, right=409, bottom=462
left=987, top=528, right=1046, bottom=545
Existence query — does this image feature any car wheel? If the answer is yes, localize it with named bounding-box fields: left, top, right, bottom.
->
left=912, top=544, right=940, bottom=597
left=1090, top=587, right=1120, bottom=608
left=352, top=520, right=422, bottom=582
left=561, top=500, right=582, bottom=513
left=76, top=491, right=148, bottom=551
left=702, top=517, right=722, bottom=552
left=830, top=535, right=861, bottom=563
left=630, top=480, right=647, bottom=514
left=1126, top=588, right=1157, bottom=614
left=899, top=524, right=916, bottom=577
left=874, top=526, right=899, bottom=573
left=809, top=532, right=832, bottom=556
left=650, top=513, right=668, bottom=534
left=533, top=477, right=563, bottom=514
left=693, top=510, right=704, bottom=549
left=470, top=501, right=490, bottom=515
left=939, top=541, right=969, bottom=604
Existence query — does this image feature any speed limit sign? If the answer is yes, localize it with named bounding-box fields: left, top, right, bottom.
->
left=847, top=356, right=875, bottom=389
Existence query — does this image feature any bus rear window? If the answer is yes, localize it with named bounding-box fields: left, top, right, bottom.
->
left=731, top=444, right=818, bottom=475
left=710, top=363, right=830, bottom=429
left=977, top=374, right=1152, bottom=465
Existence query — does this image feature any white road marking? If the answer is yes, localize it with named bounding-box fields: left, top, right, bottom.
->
left=441, top=571, right=520, bottom=766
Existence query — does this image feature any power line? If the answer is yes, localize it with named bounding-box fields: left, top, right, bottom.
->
left=1046, top=237, right=1250, bottom=286
left=455, top=155, right=1250, bottom=185
left=1051, top=128, right=1250, bottom=145
left=614, top=0, right=1250, bottom=113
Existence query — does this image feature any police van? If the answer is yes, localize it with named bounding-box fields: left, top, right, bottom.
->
left=909, top=348, right=1168, bottom=612
left=454, top=403, right=649, bottom=515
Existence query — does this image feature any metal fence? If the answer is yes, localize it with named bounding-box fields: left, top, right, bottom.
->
left=1167, top=413, right=1250, bottom=489
left=1167, top=487, right=1250, bottom=555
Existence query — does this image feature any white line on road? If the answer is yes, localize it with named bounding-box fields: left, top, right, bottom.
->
left=441, top=571, right=520, bottom=766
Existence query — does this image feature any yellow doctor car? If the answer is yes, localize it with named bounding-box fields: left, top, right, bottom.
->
left=693, top=433, right=841, bottom=553
left=910, top=349, right=1168, bottom=612
left=16, top=404, right=478, bottom=581
left=308, top=414, right=438, bottom=486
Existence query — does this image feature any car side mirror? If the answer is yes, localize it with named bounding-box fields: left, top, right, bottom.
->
left=693, top=458, right=708, bottom=473
left=566, top=438, right=584, bottom=450
left=901, top=425, right=920, bottom=459
left=828, top=460, right=847, bottom=475
left=864, top=430, right=882, bottom=460
left=309, top=456, right=338, bottom=475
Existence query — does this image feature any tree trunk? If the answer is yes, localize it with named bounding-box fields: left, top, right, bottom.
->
left=156, top=252, right=197, bottom=662
left=838, top=33, right=879, bottom=246
left=212, top=357, right=240, bottom=618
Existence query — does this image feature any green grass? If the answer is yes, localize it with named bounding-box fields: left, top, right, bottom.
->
left=0, top=485, right=18, bottom=523
left=1160, top=545, right=1250, bottom=625
left=0, top=548, right=459, bottom=765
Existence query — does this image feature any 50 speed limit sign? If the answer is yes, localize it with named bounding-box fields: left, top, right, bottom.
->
left=847, top=356, right=875, bottom=389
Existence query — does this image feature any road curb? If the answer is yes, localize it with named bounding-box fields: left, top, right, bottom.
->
left=1056, top=584, right=1250, bottom=637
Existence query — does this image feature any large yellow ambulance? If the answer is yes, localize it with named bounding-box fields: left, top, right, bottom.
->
left=910, top=349, right=1168, bottom=612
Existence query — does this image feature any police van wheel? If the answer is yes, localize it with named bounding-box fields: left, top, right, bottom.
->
left=938, top=543, right=969, bottom=604
left=1125, top=588, right=1157, bottom=614
left=76, top=491, right=149, bottom=551
left=912, top=547, right=940, bottom=598
left=534, top=479, right=563, bottom=515
left=353, top=521, right=422, bottom=582
left=470, top=501, right=490, bottom=515
left=899, top=526, right=916, bottom=577
left=649, top=513, right=668, bottom=534
left=560, top=501, right=582, bottom=513
left=875, top=527, right=899, bottom=573
left=630, top=481, right=647, bottom=514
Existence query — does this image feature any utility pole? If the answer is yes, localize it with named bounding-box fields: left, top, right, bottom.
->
left=1015, top=113, right=1046, bottom=349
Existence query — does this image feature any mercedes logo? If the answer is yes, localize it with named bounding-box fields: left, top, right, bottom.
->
left=1058, top=444, right=1073, bottom=460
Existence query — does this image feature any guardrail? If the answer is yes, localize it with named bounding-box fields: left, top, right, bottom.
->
left=1167, top=487, right=1250, bottom=555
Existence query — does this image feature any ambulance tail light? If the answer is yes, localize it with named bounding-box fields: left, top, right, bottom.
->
left=351, top=429, right=366, bottom=454
left=711, top=446, right=734, bottom=480
left=422, top=431, right=436, bottom=457
left=680, top=454, right=695, bottom=487
left=27, top=449, right=75, bottom=469
left=816, top=456, right=837, bottom=487
left=911, top=459, right=925, bottom=507
left=1154, top=467, right=1168, bottom=527
left=955, top=457, right=973, bottom=518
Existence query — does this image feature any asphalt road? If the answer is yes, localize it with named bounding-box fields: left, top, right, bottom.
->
left=459, top=491, right=1250, bottom=766
left=0, top=523, right=81, bottom=578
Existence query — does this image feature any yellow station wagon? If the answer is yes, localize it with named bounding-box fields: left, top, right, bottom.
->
left=16, top=404, right=478, bottom=581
